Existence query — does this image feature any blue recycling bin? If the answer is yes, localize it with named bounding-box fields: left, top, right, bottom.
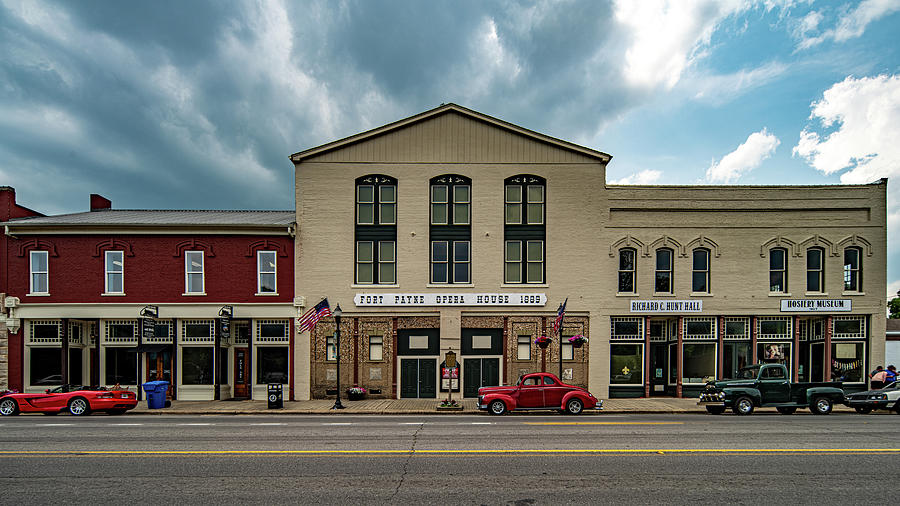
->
left=142, top=380, right=169, bottom=409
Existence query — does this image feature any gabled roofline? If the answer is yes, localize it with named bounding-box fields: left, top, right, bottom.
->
left=289, top=103, right=612, bottom=163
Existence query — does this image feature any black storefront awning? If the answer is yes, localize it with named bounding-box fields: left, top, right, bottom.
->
left=124, top=343, right=172, bottom=353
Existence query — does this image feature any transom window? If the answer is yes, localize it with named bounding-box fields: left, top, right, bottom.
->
left=504, top=175, right=545, bottom=284
left=356, top=175, right=398, bottom=285
left=806, top=247, right=824, bottom=292
left=30, top=250, right=49, bottom=294
left=430, top=176, right=470, bottom=225
left=185, top=251, right=205, bottom=294
left=769, top=248, right=788, bottom=293
left=655, top=248, right=673, bottom=294
left=610, top=317, right=644, bottom=340
left=257, top=251, right=277, bottom=294
left=692, top=248, right=710, bottom=293
left=843, top=247, right=862, bottom=292
left=618, top=248, right=636, bottom=293
left=105, top=250, right=124, bottom=294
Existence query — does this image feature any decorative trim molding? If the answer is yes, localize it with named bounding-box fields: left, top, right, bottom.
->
left=609, top=235, right=646, bottom=257
left=172, top=239, right=216, bottom=258
left=760, top=236, right=799, bottom=258
left=686, top=235, right=720, bottom=258
left=92, top=238, right=135, bottom=257
left=799, top=234, right=837, bottom=257
left=245, top=239, right=289, bottom=258
left=837, top=235, right=873, bottom=257
left=16, top=239, right=59, bottom=257
left=647, top=235, right=684, bottom=258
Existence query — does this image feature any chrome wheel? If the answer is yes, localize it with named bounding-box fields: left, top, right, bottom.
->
left=68, top=397, right=89, bottom=416
left=489, top=400, right=507, bottom=415
left=733, top=397, right=754, bottom=415
left=566, top=398, right=584, bottom=415
left=811, top=397, right=832, bottom=415
left=0, top=398, right=18, bottom=416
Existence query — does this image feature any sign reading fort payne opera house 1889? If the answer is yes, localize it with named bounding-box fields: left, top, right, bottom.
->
left=354, top=293, right=546, bottom=307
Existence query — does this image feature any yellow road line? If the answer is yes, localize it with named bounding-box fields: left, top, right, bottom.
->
left=523, top=422, right=684, bottom=426
left=1, top=448, right=899, bottom=456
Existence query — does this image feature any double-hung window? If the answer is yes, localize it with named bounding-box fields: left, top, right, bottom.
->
left=769, top=248, right=788, bottom=293
left=257, top=251, right=277, bottom=294
left=655, top=248, right=673, bottom=294
left=692, top=248, right=710, bottom=293
left=105, top=251, right=124, bottom=294
left=30, top=250, right=49, bottom=294
left=843, top=247, right=862, bottom=292
left=504, top=175, right=545, bottom=284
left=806, top=247, right=824, bottom=292
left=185, top=251, right=205, bottom=294
left=355, top=175, right=397, bottom=285
left=430, top=175, right=471, bottom=284
left=618, top=248, right=636, bottom=293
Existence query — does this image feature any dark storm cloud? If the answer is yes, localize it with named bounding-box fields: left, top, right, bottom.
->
left=0, top=0, right=640, bottom=215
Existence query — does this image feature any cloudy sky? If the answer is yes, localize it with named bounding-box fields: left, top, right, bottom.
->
left=1, top=0, right=898, bottom=296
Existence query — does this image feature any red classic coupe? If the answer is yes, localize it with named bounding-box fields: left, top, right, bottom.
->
left=0, top=385, right=138, bottom=416
left=478, top=372, right=602, bottom=415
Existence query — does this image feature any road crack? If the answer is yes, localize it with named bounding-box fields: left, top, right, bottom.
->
left=389, top=422, right=423, bottom=501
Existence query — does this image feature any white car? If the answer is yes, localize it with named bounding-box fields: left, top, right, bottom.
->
left=845, top=381, right=900, bottom=413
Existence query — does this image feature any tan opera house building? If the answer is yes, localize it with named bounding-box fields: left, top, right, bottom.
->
left=289, top=103, right=888, bottom=400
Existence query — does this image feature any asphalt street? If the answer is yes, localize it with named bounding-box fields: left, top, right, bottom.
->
left=0, top=413, right=897, bottom=504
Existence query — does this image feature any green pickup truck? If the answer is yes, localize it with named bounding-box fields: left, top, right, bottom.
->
left=697, top=363, right=845, bottom=415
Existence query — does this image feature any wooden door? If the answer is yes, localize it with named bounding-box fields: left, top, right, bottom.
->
left=233, top=348, right=250, bottom=398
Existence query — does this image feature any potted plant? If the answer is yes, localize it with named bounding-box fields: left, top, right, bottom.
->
left=346, top=386, right=367, bottom=401
left=534, top=335, right=552, bottom=349
left=567, top=334, right=588, bottom=348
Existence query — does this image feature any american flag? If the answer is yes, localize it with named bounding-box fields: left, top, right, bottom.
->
left=297, top=298, right=332, bottom=333
left=552, top=298, right=567, bottom=334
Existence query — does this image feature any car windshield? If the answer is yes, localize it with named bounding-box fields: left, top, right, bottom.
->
left=882, top=382, right=898, bottom=390
left=736, top=366, right=760, bottom=379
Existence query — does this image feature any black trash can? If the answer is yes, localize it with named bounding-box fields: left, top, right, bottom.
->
left=267, top=383, right=283, bottom=409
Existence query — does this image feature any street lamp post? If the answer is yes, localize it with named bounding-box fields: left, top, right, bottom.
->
left=331, top=304, right=344, bottom=410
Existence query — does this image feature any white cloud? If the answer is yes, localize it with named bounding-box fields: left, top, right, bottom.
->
left=706, top=128, right=780, bottom=183
left=690, top=61, right=788, bottom=104
left=449, top=17, right=522, bottom=102
left=797, top=0, right=900, bottom=49
left=614, top=0, right=752, bottom=89
left=610, top=169, right=662, bottom=185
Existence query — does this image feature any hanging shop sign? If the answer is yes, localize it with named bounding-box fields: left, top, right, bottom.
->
left=354, top=293, right=546, bottom=307
left=780, top=299, right=852, bottom=312
left=629, top=300, right=702, bottom=313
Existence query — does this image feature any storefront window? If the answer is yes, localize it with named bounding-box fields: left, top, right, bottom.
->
left=723, top=342, right=751, bottom=379
left=182, top=347, right=213, bottom=385
left=610, top=344, right=643, bottom=385
left=668, top=343, right=677, bottom=384
left=831, top=342, right=864, bottom=383
left=756, top=342, right=792, bottom=377
left=682, top=343, right=716, bottom=383
left=105, top=348, right=137, bottom=385
left=30, top=348, right=62, bottom=385
left=257, top=347, right=289, bottom=384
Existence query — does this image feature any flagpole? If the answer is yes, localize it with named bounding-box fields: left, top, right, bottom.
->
left=558, top=302, right=564, bottom=380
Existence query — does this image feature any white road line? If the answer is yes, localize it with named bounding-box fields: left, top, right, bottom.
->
left=322, top=422, right=352, bottom=426
left=113, top=423, right=144, bottom=426
left=400, top=422, right=424, bottom=425
left=469, top=422, right=492, bottom=425
left=177, top=423, right=213, bottom=426
left=250, top=423, right=284, bottom=426
left=37, top=424, right=74, bottom=427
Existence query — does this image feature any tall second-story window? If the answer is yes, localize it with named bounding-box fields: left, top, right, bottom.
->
left=185, top=251, right=205, bottom=294
left=430, top=175, right=471, bottom=284
left=504, top=175, right=545, bottom=284
left=807, top=247, right=824, bottom=292
left=257, top=251, right=277, bottom=294
left=617, top=248, right=636, bottom=293
left=356, top=175, right=397, bottom=285
left=843, top=247, right=862, bottom=292
left=105, top=251, right=124, bottom=294
left=769, top=248, right=788, bottom=293
left=655, top=248, right=673, bottom=293
left=30, top=250, right=49, bottom=294
left=692, top=248, right=710, bottom=293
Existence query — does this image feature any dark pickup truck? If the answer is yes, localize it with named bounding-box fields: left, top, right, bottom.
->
left=697, top=363, right=845, bottom=415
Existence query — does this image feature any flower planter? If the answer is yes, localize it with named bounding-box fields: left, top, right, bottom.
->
left=537, top=340, right=550, bottom=349
left=347, top=392, right=366, bottom=401
left=571, top=341, right=584, bottom=348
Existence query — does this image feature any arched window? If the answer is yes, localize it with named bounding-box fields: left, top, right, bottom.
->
left=504, top=175, right=545, bottom=284
left=430, top=175, right=471, bottom=284
left=618, top=248, right=636, bottom=293
left=806, top=247, right=824, bottom=292
left=769, top=247, right=788, bottom=293
left=692, top=248, right=710, bottom=293
left=655, top=248, right=673, bottom=294
left=355, top=175, right=397, bottom=285
left=843, top=247, right=862, bottom=292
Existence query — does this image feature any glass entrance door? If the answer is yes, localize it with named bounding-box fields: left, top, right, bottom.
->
left=147, top=350, right=173, bottom=398
left=649, top=344, right=668, bottom=395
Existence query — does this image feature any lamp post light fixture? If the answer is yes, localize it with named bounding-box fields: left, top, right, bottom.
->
left=331, top=304, right=344, bottom=410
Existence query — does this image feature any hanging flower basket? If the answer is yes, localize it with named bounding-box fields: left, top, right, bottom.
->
left=534, top=336, right=551, bottom=349
left=346, top=386, right=367, bottom=401
left=567, top=334, right=588, bottom=348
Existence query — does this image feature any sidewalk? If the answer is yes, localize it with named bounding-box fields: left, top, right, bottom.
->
left=130, top=397, right=859, bottom=415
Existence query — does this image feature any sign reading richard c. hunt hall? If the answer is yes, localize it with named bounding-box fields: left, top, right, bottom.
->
left=780, top=299, right=852, bottom=312
left=629, top=300, right=702, bottom=313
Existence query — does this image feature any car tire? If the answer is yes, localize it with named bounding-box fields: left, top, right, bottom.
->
left=854, top=407, right=872, bottom=414
left=810, top=396, right=833, bottom=415
left=106, top=409, right=126, bottom=416
left=776, top=407, right=796, bottom=415
left=732, top=396, right=754, bottom=415
left=68, top=397, right=91, bottom=416
left=0, top=398, right=19, bottom=416
left=488, top=400, right=507, bottom=416
left=565, top=398, right=584, bottom=415
left=705, top=406, right=725, bottom=415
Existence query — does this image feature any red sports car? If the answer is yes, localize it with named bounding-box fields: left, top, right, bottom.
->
left=0, top=385, right=138, bottom=416
left=478, top=372, right=602, bottom=415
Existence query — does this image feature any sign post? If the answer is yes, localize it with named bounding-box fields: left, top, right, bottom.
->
left=444, top=349, right=456, bottom=405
